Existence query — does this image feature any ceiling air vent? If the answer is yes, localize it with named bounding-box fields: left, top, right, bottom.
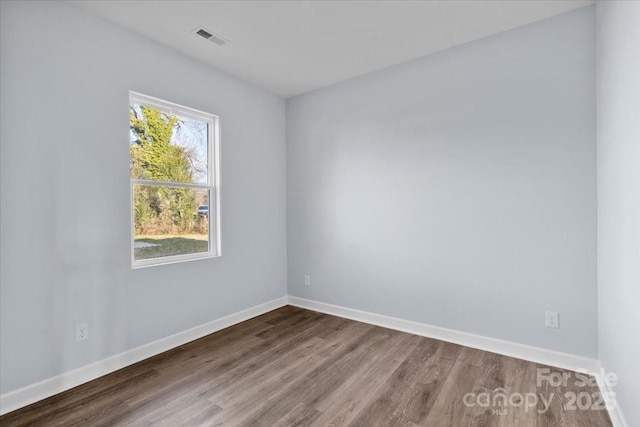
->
left=196, top=28, right=213, bottom=39
left=193, top=26, right=228, bottom=46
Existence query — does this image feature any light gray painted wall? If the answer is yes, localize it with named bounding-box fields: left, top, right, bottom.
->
left=0, top=1, right=287, bottom=394
left=287, top=7, right=598, bottom=357
left=596, top=1, right=640, bottom=424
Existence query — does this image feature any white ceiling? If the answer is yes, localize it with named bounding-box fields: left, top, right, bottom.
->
left=69, top=0, right=593, bottom=98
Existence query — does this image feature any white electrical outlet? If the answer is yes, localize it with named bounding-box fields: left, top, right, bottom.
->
left=304, top=275, right=311, bottom=286
left=76, top=323, right=89, bottom=342
left=545, top=311, right=559, bottom=329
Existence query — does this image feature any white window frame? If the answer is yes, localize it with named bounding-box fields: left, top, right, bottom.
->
left=129, top=91, right=221, bottom=268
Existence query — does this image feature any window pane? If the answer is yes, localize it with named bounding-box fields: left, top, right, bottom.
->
left=130, top=103, right=209, bottom=184
left=133, top=184, right=210, bottom=261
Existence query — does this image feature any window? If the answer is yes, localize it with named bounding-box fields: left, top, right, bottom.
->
left=130, top=91, right=220, bottom=267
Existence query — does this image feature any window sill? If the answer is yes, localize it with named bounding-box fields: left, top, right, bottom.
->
left=132, top=251, right=220, bottom=269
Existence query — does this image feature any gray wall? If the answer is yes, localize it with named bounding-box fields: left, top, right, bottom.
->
left=596, top=1, right=640, bottom=424
left=287, top=7, right=598, bottom=357
left=0, top=1, right=287, bottom=394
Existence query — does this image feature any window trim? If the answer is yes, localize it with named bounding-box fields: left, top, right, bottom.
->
left=129, top=91, right=221, bottom=268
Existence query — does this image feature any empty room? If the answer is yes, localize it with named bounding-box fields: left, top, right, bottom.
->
left=0, top=0, right=638, bottom=426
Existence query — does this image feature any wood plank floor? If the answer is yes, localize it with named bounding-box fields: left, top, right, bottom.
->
left=0, top=306, right=612, bottom=426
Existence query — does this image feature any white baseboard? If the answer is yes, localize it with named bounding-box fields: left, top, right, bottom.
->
left=289, top=296, right=634, bottom=424
left=2, top=294, right=625, bottom=427
left=287, top=296, right=600, bottom=373
left=0, top=296, right=288, bottom=416
left=595, top=362, right=628, bottom=427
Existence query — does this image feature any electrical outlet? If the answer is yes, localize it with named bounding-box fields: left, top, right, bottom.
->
left=304, top=275, right=311, bottom=286
left=545, top=311, right=559, bottom=329
left=76, top=323, right=89, bottom=342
